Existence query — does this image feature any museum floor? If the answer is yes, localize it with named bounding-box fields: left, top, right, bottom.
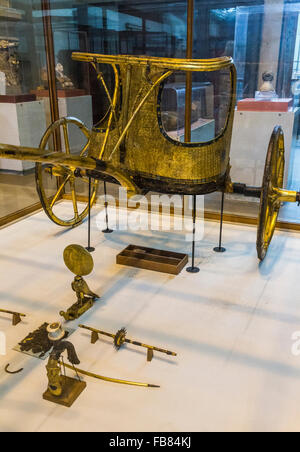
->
left=0, top=202, right=300, bottom=432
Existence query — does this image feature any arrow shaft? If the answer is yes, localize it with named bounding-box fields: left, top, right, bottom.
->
left=79, top=324, right=115, bottom=340
left=62, top=362, right=159, bottom=388
left=0, top=309, right=26, bottom=317
left=124, top=338, right=177, bottom=356
left=79, top=324, right=177, bottom=357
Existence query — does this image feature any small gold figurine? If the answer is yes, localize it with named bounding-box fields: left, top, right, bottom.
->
left=60, top=245, right=99, bottom=321
left=0, top=39, right=21, bottom=93
left=43, top=322, right=86, bottom=407
left=72, top=276, right=99, bottom=302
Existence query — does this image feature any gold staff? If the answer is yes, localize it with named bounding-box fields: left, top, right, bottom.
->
left=0, top=309, right=26, bottom=326
left=79, top=324, right=177, bottom=362
left=61, top=362, right=160, bottom=388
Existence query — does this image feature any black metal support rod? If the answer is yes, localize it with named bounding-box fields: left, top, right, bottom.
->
left=214, top=191, right=226, bottom=253
left=86, top=176, right=95, bottom=252
left=186, top=195, right=200, bottom=273
left=102, top=181, right=113, bottom=234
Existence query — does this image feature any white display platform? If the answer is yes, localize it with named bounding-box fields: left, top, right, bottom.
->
left=1, top=204, right=300, bottom=431
left=0, top=101, right=47, bottom=172
left=230, top=108, right=300, bottom=196
left=168, top=118, right=215, bottom=143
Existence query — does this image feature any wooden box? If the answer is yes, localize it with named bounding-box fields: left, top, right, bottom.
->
left=117, top=245, right=188, bottom=275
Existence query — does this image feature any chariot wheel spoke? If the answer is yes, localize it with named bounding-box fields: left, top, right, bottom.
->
left=36, top=117, right=98, bottom=227
left=63, top=123, right=71, bottom=155
left=80, top=141, right=90, bottom=157
left=50, top=175, right=71, bottom=208
left=70, top=179, right=79, bottom=219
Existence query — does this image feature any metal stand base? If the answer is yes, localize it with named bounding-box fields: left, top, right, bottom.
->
left=103, top=181, right=113, bottom=234
left=102, top=228, right=113, bottom=234
left=43, top=376, right=86, bottom=408
left=86, top=246, right=95, bottom=252
left=213, top=246, right=226, bottom=253
left=60, top=296, right=96, bottom=322
left=186, top=266, right=200, bottom=273
left=213, top=191, right=226, bottom=254
left=186, top=194, right=200, bottom=274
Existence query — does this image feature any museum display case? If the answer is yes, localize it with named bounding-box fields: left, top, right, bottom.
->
left=0, top=0, right=52, bottom=222
left=1, top=0, right=300, bottom=433
left=0, top=0, right=299, bottom=228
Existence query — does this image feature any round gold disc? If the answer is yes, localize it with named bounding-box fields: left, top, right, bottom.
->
left=63, top=244, right=94, bottom=276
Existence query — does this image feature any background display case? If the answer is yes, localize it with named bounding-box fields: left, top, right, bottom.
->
left=0, top=0, right=299, bottom=228
left=161, top=82, right=215, bottom=143
left=0, top=0, right=53, bottom=221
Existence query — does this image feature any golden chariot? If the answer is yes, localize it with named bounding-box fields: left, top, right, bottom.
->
left=0, top=52, right=298, bottom=261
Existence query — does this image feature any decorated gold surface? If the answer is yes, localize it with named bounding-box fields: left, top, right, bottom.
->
left=0, top=53, right=237, bottom=193
left=75, top=52, right=236, bottom=185
left=63, top=244, right=94, bottom=276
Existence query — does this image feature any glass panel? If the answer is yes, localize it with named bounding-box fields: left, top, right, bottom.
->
left=193, top=0, right=300, bottom=224
left=48, top=0, right=189, bottom=203
left=44, top=0, right=300, bottom=226
left=0, top=0, right=53, bottom=221
left=161, top=69, right=232, bottom=143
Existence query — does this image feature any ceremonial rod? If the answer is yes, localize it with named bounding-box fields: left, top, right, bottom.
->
left=0, top=309, right=26, bottom=317
left=62, top=362, right=160, bottom=388
left=79, top=324, right=177, bottom=357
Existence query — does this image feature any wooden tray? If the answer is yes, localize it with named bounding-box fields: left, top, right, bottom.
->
left=32, top=89, right=86, bottom=98
left=117, top=244, right=188, bottom=275
left=0, top=94, right=36, bottom=103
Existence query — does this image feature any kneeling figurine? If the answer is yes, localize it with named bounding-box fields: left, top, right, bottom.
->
left=43, top=322, right=86, bottom=407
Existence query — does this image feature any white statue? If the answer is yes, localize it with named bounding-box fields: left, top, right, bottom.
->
left=255, top=71, right=278, bottom=100
left=0, top=71, right=6, bottom=95
left=55, top=63, right=74, bottom=90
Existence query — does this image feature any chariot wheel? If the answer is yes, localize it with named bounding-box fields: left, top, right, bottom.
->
left=35, top=117, right=99, bottom=227
left=256, top=126, right=285, bottom=261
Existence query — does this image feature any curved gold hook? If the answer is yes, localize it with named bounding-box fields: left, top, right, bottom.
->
left=5, top=364, right=23, bottom=374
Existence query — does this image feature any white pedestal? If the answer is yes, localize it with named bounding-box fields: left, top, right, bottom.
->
left=229, top=108, right=300, bottom=196
left=168, top=118, right=215, bottom=143
left=43, top=95, right=93, bottom=153
left=0, top=100, right=47, bottom=172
